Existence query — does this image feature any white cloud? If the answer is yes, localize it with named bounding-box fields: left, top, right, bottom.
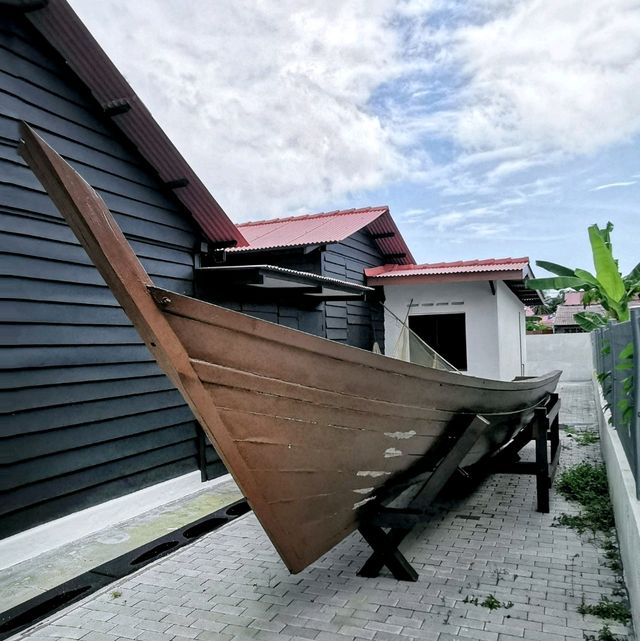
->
left=68, top=0, right=640, bottom=233
left=397, top=0, right=640, bottom=191
left=590, top=181, right=637, bottom=191
left=68, top=0, right=410, bottom=219
left=444, top=0, right=640, bottom=155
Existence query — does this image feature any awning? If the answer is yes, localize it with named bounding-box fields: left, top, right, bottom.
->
left=196, top=265, right=373, bottom=301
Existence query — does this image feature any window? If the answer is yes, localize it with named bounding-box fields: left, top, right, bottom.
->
left=408, top=313, right=467, bottom=370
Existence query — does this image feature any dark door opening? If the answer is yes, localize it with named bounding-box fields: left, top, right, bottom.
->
left=408, top=313, right=467, bottom=370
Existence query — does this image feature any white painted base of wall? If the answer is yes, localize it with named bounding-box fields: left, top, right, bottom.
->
left=0, top=471, right=232, bottom=571
left=594, top=378, right=640, bottom=633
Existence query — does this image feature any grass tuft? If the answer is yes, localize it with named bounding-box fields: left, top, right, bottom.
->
left=564, top=427, right=600, bottom=446
left=578, top=597, right=631, bottom=624
left=556, top=463, right=614, bottom=534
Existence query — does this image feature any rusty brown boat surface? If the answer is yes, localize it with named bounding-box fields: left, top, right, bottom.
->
left=18, top=124, right=561, bottom=574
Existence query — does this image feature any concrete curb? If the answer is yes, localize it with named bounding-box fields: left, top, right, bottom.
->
left=594, top=376, right=640, bottom=633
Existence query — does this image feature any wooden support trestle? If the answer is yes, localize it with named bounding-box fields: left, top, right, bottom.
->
left=357, top=394, right=561, bottom=581
left=491, top=392, right=561, bottom=513
left=357, top=415, right=488, bottom=581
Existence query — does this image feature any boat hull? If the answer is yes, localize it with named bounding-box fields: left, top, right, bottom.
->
left=18, top=123, right=561, bottom=574
left=149, top=285, right=559, bottom=561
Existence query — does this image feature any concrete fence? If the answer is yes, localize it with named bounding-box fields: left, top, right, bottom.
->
left=525, top=332, right=593, bottom=381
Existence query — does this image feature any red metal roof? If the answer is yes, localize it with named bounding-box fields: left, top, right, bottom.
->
left=24, top=0, right=247, bottom=247
left=365, top=257, right=540, bottom=304
left=231, top=206, right=414, bottom=264
left=366, top=257, right=531, bottom=280
left=562, top=291, right=584, bottom=305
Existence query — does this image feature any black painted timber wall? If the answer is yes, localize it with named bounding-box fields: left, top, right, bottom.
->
left=200, top=246, right=326, bottom=335
left=323, top=230, right=385, bottom=350
left=203, top=230, right=385, bottom=351
left=0, top=15, right=223, bottom=538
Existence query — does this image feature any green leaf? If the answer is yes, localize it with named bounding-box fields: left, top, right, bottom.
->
left=588, top=224, right=626, bottom=302
left=536, top=260, right=576, bottom=277
left=619, top=342, right=634, bottom=360
left=574, top=311, right=607, bottom=332
left=526, top=277, right=586, bottom=290
left=573, top=268, right=600, bottom=288
left=624, top=261, right=640, bottom=284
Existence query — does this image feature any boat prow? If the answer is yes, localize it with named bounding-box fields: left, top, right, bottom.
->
left=18, top=123, right=561, bottom=574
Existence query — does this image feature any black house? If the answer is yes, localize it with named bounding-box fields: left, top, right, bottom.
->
left=198, top=207, right=415, bottom=353
left=0, top=0, right=247, bottom=538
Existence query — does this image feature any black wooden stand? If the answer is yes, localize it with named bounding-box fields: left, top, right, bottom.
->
left=357, top=414, right=489, bottom=582
left=357, top=394, right=561, bottom=581
left=491, top=392, right=561, bottom=513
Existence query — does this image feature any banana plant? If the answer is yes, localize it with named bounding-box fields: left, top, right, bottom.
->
left=527, top=222, right=640, bottom=331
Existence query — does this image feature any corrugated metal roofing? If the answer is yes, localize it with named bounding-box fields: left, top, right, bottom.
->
left=554, top=304, right=605, bottom=326
left=197, top=265, right=373, bottom=292
left=366, top=257, right=541, bottom=304
left=25, top=0, right=247, bottom=247
left=555, top=299, right=640, bottom=326
left=231, top=206, right=414, bottom=264
left=365, top=257, right=530, bottom=279
left=562, top=291, right=584, bottom=305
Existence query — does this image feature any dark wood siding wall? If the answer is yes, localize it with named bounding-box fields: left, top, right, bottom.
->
left=0, top=16, right=223, bottom=538
left=322, top=229, right=385, bottom=350
left=200, top=248, right=326, bottom=335
left=205, top=233, right=386, bottom=350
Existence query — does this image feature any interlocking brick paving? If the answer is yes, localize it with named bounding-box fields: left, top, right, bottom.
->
left=8, top=382, right=635, bottom=641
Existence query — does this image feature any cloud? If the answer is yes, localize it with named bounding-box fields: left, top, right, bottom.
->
left=68, top=0, right=640, bottom=232
left=590, top=181, right=637, bottom=191
left=443, top=0, right=640, bottom=155
left=68, top=0, right=410, bottom=219
left=394, top=0, right=640, bottom=204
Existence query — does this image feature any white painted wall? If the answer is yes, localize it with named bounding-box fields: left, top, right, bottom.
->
left=526, top=333, right=593, bottom=381
left=496, top=281, right=526, bottom=380
left=383, top=280, right=525, bottom=380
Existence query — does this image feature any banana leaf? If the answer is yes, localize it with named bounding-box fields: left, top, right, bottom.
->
left=535, top=260, right=575, bottom=277
left=527, top=276, right=586, bottom=290
left=573, top=311, right=607, bottom=332
left=588, top=224, right=626, bottom=303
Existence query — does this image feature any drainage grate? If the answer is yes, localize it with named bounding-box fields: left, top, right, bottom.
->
left=0, top=498, right=250, bottom=641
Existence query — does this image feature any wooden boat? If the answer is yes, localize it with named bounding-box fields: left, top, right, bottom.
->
left=18, top=124, right=560, bottom=574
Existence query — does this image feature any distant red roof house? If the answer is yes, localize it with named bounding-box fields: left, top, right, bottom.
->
left=230, top=206, right=414, bottom=264
left=554, top=294, right=640, bottom=332
left=563, top=291, right=585, bottom=305
left=554, top=303, right=606, bottom=330
left=365, top=257, right=541, bottom=304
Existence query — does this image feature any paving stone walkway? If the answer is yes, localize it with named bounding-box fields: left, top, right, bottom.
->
left=7, top=382, right=635, bottom=641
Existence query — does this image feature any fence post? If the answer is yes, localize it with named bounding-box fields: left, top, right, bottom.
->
left=631, top=308, right=640, bottom=500
left=607, top=320, right=617, bottom=412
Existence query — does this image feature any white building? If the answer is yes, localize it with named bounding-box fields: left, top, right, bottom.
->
left=366, top=258, right=541, bottom=381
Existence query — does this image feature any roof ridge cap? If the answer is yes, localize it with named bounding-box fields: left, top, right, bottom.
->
left=237, top=205, right=389, bottom=228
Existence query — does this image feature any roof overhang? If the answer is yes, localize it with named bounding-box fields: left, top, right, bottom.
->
left=197, top=265, right=373, bottom=301
left=367, top=266, right=543, bottom=305
left=230, top=206, right=414, bottom=264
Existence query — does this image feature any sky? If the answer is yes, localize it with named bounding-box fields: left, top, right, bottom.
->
left=69, top=0, right=640, bottom=275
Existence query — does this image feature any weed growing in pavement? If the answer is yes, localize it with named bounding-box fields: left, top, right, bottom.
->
left=556, top=463, right=614, bottom=535
left=110, top=590, right=122, bottom=599
left=583, top=624, right=624, bottom=641
left=555, top=462, right=631, bottom=638
left=462, top=594, right=513, bottom=611
left=564, top=427, right=600, bottom=446
left=578, top=597, right=631, bottom=624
